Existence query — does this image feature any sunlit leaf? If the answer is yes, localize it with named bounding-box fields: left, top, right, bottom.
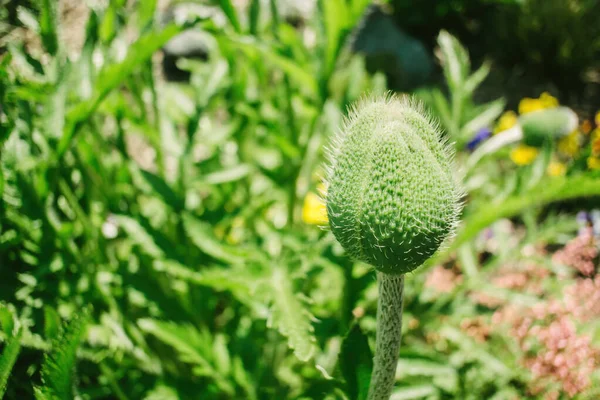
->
left=219, top=0, right=242, bottom=32
left=114, top=215, right=165, bottom=258
left=0, top=334, right=21, bottom=398
left=59, top=24, right=184, bottom=157
left=34, top=309, right=90, bottom=400
left=449, top=174, right=600, bottom=252
left=182, top=213, right=250, bottom=264
left=138, top=319, right=234, bottom=394
left=267, top=266, right=316, bottom=361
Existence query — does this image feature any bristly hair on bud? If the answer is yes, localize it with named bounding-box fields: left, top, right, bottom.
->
left=324, top=93, right=463, bottom=274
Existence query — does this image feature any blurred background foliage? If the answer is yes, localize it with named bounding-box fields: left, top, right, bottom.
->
left=0, top=0, right=600, bottom=399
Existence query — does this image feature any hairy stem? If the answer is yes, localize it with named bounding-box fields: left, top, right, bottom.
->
left=367, top=272, right=405, bottom=400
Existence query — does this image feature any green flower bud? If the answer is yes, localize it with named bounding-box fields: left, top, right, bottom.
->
left=520, top=106, right=578, bottom=147
left=325, top=95, right=462, bottom=274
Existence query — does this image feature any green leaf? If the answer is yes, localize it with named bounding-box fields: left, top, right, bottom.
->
left=450, top=174, right=600, bottom=252
left=0, top=307, right=14, bottom=337
left=219, top=0, right=242, bottom=32
left=439, top=326, right=511, bottom=377
left=181, top=213, right=248, bottom=264
left=437, top=30, right=469, bottom=91
left=248, top=0, right=260, bottom=35
left=321, top=0, right=350, bottom=78
left=113, top=215, right=165, bottom=258
left=390, top=384, right=438, bottom=400
left=136, top=0, right=158, bottom=30
left=350, top=0, right=373, bottom=21
left=144, top=385, right=179, bottom=400
left=138, top=319, right=234, bottom=394
left=0, top=334, right=21, bottom=398
left=44, top=307, right=61, bottom=341
left=203, top=164, right=252, bottom=184
left=267, top=266, right=316, bottom=362
left=58, top=24, right=184, bottom=157
left=222, top=36, right=318, bottom=96
left=153, top=260, right=259, bottom=307
left=35, top=309, right=90, bottom=400
left=460, top=98, right=505, bottom=139
left=131, top=165, right=183, bottom=210
left=40, top=0, right=59, bottom=55
left=463, top=61, right=491, bottom=95
left=396, top=359, right=458, bottom=393
left=339, top=323, right=372, bottom=400
left=99, top=4, right=118, bottom=44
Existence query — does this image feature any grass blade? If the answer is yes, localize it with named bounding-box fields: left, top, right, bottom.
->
left=219, top=0, right=242, bottom=33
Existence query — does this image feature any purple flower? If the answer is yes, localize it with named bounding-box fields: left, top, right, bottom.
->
left=467, top=127, right=492, bottom=151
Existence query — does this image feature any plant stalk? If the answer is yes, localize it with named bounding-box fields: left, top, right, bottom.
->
left=367, top=272, right=405, bottom=400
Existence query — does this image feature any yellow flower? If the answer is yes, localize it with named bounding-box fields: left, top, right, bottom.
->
left=557, top=130, right=580, bottom=157
left=302, top=192, right=328, bottom=225
left=494, top=111, right=518, bottom=134
left=547, top=161, right=566, bottom=177
left=587, top=156, right=600, bottom=170
left=519, top=98, right=545, bottom=115
left=518, top=92, right=559, bottom=115
left=595, top=111, right=600, bottom=126
left=510, top=145, right=539, bottom=166
left=591, top=130, right=600, bottom=156
left=539, top=92, right=559, bottom=108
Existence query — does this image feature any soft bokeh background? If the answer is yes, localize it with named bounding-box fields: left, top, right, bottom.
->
left=1, top=0, right=600, bottom=399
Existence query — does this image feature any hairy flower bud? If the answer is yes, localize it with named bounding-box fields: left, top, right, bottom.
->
left=520, top=106, right=578, bottom=147
left=325, top=95, right=462, bottom=274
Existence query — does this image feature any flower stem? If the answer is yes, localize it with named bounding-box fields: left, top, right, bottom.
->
left=367, top=272, right=405, bottom=400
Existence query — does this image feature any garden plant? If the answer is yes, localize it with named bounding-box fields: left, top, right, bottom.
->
left=1, top=1, right=600, bottom=400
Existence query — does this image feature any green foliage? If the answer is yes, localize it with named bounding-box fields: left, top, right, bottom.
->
left=418, top=30, right=505, bottom=149
left=34, top=309, right=90, bottom=400
left=0, top=307, right=21, bottom=399
left=139, top=319, right=237, bottom=395
left=1, top=1, right=600, bottom=399
left=267, top=266, right=316, bottom=361
left=450, top=173, right=600, bottom=253
left=0, top=336, right=21, bottom=399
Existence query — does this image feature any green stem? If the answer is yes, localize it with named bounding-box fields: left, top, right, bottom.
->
left=368, top=272, right=405, bottom=400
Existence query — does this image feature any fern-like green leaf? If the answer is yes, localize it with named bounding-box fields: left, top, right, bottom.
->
left=158, top=260, right=317, bottom=362
left=138, top=319, right=234, bottom=395
left=267, top=266, right=316, bottom=362
left=181, top=213, right=253, bottom=264
left=0, top=334, right=21, bottom=398
left=114, top=215, right=164, bottom=258
left=34, top=309, right=90, bottom=400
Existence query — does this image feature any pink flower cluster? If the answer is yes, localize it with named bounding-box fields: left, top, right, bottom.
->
left=424, top=265, right=462, bottom=293
left=493, top=301, right=598, bottom=399
left=461, top=227, right=600, bottom=398
left=552, top=227, right=598, bottom=276
left=563, top=275, right=600, bottom=322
